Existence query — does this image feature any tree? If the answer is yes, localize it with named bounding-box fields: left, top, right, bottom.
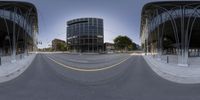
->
left=132, top=42, right=138, bottom=50
left=113, top=35, right=133, bottom=51
left=57, top=42, right=67, bottom=51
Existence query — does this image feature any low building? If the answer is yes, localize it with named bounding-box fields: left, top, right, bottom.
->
left=104, top=42, right=115, bottom=52
left=52, top=39, right=66, bottom=51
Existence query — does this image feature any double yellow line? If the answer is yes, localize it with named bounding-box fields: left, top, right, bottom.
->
left=46, top=55, right=132, bottom=72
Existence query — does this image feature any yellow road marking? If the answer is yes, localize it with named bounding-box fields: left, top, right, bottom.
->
left=46, top=55, right=131, bottom=72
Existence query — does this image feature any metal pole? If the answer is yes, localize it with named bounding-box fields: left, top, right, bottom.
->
left=20, top=54, right=22, bottom=60
left=167, top=56, right=169, bottom=63
left=11, top=7, right=16, bottom=63
left=0, top=57, right=1, bottom=66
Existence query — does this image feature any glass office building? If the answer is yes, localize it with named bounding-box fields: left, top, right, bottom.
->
left=141, top=1, right=200, bottom=66
left=67, top=18, right=104, bottom=53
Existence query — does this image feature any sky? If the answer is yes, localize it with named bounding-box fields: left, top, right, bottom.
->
left=12, top=0, right=186, bottom=48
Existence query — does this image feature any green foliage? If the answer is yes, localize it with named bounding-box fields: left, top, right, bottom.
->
left=56, top=42, right=67, bottom=51
left=113, top=35, right=133, bottom=51
left=132, top=42, right=137, bottom=50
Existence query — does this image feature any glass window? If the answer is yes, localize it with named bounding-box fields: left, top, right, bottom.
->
left=89, top=39, right=92, bottom=44
left=89, top=19, right=92, bottom=22
left=93, top=39, right=97, bottom=44
left=85, top=39, right=88, bottom=44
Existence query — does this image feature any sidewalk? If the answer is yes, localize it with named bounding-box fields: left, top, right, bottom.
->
left=143, top=55, right=200, bottom=84
left=0, top=54, right=36, bottom=83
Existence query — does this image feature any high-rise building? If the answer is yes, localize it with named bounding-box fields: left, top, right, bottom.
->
left=67, top=18, right=104, bottom=53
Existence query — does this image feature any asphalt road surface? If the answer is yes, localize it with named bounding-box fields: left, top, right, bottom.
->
left=0, top=54, right=200, bottom=100
left=46, top=53, right=131, bottom=69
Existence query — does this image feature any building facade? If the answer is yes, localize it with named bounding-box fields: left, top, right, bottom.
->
left=0, top=1, right=38, bottom=61
left=67, top=18, right=104, bottom=53
left=104, top=42, right=115, bottom=52
left=141, top=1, right=200, bottom=66
left=52, top=39, right=66, bottom=51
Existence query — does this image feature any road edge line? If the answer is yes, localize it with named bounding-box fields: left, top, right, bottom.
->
left=46, top=55, right=131, bottom=72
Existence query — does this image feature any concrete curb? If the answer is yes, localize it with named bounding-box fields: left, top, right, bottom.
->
left=143, top=55, right=200, bottom=84
left=0, top=54, right=36, bottom=83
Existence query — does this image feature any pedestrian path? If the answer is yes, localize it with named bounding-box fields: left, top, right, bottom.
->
left=143, top=55, right=200, bottom=84
left=0, top=54, right=36, bottom=83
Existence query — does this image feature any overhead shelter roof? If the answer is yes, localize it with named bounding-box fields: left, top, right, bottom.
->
left=0, top=1, right=38, bottom=32
left=141, top=1, right=200, bottom=36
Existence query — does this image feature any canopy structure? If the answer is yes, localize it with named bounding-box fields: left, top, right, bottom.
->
left=0, top=1, right=38, bottom=62
left=141, top=1, right=200, bottom=66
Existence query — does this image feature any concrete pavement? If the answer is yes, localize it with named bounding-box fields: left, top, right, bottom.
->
left=0, top=54, right=36, bottom=83
left=144, top=55, right=200, bottom=84
left=0, top=54, right=200, bottom=100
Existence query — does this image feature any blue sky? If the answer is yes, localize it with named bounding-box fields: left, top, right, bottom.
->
left=14, top=0, right=173, bottom=48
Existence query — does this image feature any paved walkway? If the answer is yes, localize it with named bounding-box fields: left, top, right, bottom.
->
left=143, top=55, right=200, bottom=84
left=0, top=54, right=36, bottom=83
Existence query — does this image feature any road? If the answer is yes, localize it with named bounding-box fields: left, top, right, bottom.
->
left=46, top=53, right=131, bottom=69
left=0, top=54, right=200, bottom=100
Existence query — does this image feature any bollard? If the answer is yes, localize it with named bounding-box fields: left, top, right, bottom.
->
left=167, top=56, right=169, bottom=63
left=20, top=54, right=22, bottom=60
